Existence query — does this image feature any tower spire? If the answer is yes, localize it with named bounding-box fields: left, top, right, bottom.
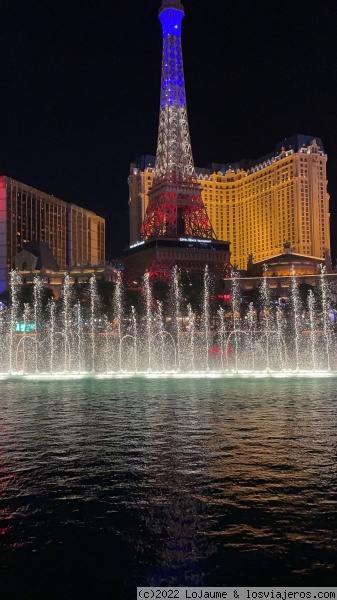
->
left=155, top=0, right=194, bottom=179
left=140, top=0, right=214, bottom=240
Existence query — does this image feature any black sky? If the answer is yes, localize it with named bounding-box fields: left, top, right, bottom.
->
left=1, top=0, right=337, bottom=260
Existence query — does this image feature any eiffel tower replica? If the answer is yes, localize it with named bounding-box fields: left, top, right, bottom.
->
left=125, top=0, right=231, bottom=285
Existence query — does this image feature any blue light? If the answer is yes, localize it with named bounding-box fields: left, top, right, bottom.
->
left=159, top=6, right=186, bottom=109
left=159, top=7, right=184, bottom=38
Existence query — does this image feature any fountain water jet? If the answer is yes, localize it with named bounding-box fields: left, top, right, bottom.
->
left=131, top=306, right=138, bottom=373
left=143, top=271, right=153, bottom=372
left=89, top=275, right=98, bottom=372
left=308, top=290, right=317, bottom=371
left=172, top=266, right=181, bottom=370
left=113, top=271, right=124, bottom=371
left=203, top=266, right=210, bottom=372
left=187, top=304, right=195, bottom=372
left=247, top=302, right=256, bottom=372
left=319, top=265, right=332, bottom=370
left=260, top=265, right=273, bottom=370
left=217, top=307, right=226, bottom=372
left=231, top=272, right=241, bottom=372
left=75, top=301, right=84, bottom=373
left=62, top=275, right=72, bottom=372
left=9, top=271, right=21, bottom=373
left=33, top=275, right=43, bottom=373
left=49, top=299, right=56, bottom=373
left=291, top=265, right=301, bottom=371
left=0, top=267, right=336, bottom=378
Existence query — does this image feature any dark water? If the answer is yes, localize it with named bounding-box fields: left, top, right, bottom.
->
left=0, top=377, right=336, bottom=599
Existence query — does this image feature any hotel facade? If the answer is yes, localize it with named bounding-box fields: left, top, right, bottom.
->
left=128, top=135, right=330, bottom=270
left=0, top=176, right=105, bottom=292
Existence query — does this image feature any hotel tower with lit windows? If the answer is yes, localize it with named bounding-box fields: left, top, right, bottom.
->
left=0, top=176, right=105, bottom=293
left=129, top=134, right=330, bottom=270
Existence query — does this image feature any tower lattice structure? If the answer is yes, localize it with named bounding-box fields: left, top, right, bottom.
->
left=140, top=0, right=214, bottom=241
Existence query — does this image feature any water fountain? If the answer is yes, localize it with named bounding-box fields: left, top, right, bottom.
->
left=172, top=266, right=181, bottom=371
left=291, top=265, right=301, bottom=371
left=188, top=304, right=195, bottom=372
left=0, top=266, right=336, bottom=378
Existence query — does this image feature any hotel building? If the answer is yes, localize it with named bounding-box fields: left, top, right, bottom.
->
left=128, top=135, right=330, bottom=270
left=0, top=176, right=105, bottom=292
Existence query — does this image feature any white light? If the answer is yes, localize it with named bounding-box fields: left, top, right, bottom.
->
left=0, top=370, right=336, bottom=380
left=130, top=240, right=145, bottom=249
left=179, top=237, right=211, bottom=244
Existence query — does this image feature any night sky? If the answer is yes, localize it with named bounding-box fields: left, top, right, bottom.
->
left=1, top=0, right=337, bottom=260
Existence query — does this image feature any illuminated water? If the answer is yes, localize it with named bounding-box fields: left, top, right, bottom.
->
left=0, top=378, right=336, bottom=599
left=1, top=267, right=336, bottom=376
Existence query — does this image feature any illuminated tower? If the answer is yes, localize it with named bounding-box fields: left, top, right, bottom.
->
left=140, top=0, right=214, bottom=240
left=125, top=0, right=231, bottom=285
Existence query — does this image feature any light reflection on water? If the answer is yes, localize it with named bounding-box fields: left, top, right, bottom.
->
left=0, top=378, right=336, bottom=598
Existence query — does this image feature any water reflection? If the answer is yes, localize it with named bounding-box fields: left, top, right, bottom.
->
left=0, top=379, right=336, bottom=597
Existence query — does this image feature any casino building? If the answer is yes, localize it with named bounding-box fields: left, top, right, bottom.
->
left=0, top=176, right=105, bottom=293
left=129, top=134, right=330, bottom=270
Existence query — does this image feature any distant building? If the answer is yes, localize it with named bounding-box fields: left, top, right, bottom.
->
left=15, top=241, right=60, bottom=273
left=125, top=237, right=231, bottom=288
left=0, top=176, right=105, bottom=292
left=13, top=243, right=117, bottom=299
left=68, top=203, right=105, bottom=269
left=236, top=273, right=337, bottom=307
left=246, top=242, right=332, bottom=278
left=128, top=135, right=330, bottom=270
left=212, top=244, right=336, bottom=305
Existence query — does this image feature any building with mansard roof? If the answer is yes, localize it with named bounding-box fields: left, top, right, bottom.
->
left=129, top=135, right=330, bottom=271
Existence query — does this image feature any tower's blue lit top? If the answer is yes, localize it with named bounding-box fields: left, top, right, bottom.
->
left=158, top=0, right=186, bottom=109
left=154, top=0, right=196, bottom=179
left=159, top=0, right=184, bottom=38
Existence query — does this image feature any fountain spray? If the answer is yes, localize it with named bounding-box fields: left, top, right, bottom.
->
left=203, top=266, right=210, bottom=372
left=89, top=275, right=98, bottom=372
left=143, top=271, right=153, bottom=371
left=113, top=271, right=124, bottom=372
left=187, top=304, right=195, bottom=372
left=33, top=276, right=43, bottom=373
left=259, top=264, right=273, bottom=370
left=9, top=271, right=21, bottom=373
left=308, top=290, right=317, bottom=371
left=291, top=265, right=301, bottom=371
left=319, top=264, right=332, bottom=370
left=172, top=266, right=181, bottom=370
left=231, top=271, right=240, bottom=372
left=131, top=306, right=138, bottom=373
left=217, top=307, right=226, bottom=372
left=62, top=275, right=72, bottom=372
